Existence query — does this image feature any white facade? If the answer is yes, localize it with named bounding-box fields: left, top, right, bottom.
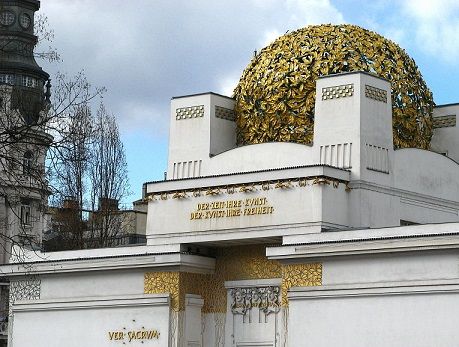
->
left=3, top=71, right=459, bottom=346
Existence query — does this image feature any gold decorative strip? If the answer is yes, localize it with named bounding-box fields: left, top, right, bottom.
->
left=275, top=180, right=293, bottom=189
left=215, top=106, right=236, bottom=121
left=145, top=245, right=282, bottom=313
left=365, top=84, right=387, bottom=103
left=176, top=105, right=204, bottom=120
left=281, top=263, right=322, bottom=306
left=312, top=177, right=330, bottom=185
left=144, top=249, right=322, bottom=312
left=239, top=184, right=255, bottom=193
left=205, top=188, right=221, bottom=196
left=172, top=191, right=188, bottom=199
left=322, top=84, right=354, bottom=100
left=144, top=177, right=349, bottom=202
left=433, top=115, right=456, bottom=128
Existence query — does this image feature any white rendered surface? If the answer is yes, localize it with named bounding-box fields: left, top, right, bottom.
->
left=208, top=142, right=316, bottom=174
left=394, top=148, right=459, bottom=202
left=167, top=93, right=236, bottom=180
left=431, top=104, right=459, bottom=163
left=288, top=289, right=459, bottom=347
left=146, top=166, right=350, bottom=245
left=147, top=181, right=348, bottom=245
left=11, top=294, right=170, bottom=347
left=272, top=222, right=459, bottom=346
left=184, top=294, right=204, bottom=347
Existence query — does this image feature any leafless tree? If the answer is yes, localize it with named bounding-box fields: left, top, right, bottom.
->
left=0, top=10, right=104, bottom=257
left=0, top=9, right=107, bottom=327
left=47, top=103, right=93, bottom=249
left=47, top=102, right=130, bottom=250
left=88, top=104, right=130, bottom=248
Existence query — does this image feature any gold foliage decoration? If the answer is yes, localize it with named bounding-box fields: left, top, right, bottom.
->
left=172, top=191, right=188, bottom=199
left=144, top=249, right=322, bottom=311
left=281, top=263, right=322, bottom=306
left=200, top=245, right=282, bottom=313
left=144, top=272, right=180, bottom=311
left=145, top=245, right=282, bottom=313
left=234, top=24, right=434, bottom=149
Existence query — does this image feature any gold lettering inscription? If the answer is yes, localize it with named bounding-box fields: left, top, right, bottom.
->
left=108, top=329, right=159, bottom=342
left=108, top=331, right=125, bottom=340
left=190, top=197, right=274, bottom=220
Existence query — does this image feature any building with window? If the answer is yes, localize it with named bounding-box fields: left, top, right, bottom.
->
left=0, top=1, right=51, bottom=345
left=0, top=0, right=51, bottom=252
left=43, top=198, right=147, bottom=251
left=2, top=24, right=459, bottom=347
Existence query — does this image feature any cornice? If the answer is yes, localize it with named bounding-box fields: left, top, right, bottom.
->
left=1, top=252, right=216, bottom=277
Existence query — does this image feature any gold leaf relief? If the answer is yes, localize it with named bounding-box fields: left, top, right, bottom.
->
left=145, top=245, right=282, bottom=313
left=145, top=248, right=324, bottom=312
left=144, top=272, right=180, bottom=311
left=234, top=24, right=434, bottom=149
left=281, top=263, right=322, bottom=306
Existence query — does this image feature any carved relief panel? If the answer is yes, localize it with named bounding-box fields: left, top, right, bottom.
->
left=226, top=281, right=281, bottom=347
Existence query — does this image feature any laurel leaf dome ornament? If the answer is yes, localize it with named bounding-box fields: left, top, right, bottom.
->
left=233, top=24, right=434, bottom=149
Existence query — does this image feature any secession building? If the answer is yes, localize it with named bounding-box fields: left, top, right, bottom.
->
left=3, top=22, right=459, bottom=347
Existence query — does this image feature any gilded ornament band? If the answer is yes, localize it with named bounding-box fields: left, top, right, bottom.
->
left=144, top=246, right=322, bottom=313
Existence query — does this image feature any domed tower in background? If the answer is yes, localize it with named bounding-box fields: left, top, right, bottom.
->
left=0, top=0, right=52, bottom=262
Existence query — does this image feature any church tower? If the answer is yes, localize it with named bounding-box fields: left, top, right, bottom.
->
left=0, top=0, right=52, bottom=262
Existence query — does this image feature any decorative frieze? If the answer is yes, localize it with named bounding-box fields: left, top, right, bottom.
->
left=172, top=191, right=188, bottom=199
left=145, top=176, right=350, bottom=202
left=322, top=84, right=354, bottom=100
left=230, top=286, right=280, bottom=322
left=9, top=277, right=41, bottom=315
left=433, top=115, right=456, bottom=128
left=239, top=184, right=256, bottom=193
left=215, top=106, right=236, bottom=121
left=175, top=105, right=204, bottom=120
left=365, top=84, right=388, bottom=103
left=9, top=278, right=40, bottom=302
left=205, top=188, right=221, bottom=196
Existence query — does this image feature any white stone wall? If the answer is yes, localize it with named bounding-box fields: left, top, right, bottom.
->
left=167, top=93, right=236, bottom=180
left=431, top=104, right=458, bottom=163
left=146, top=166, right=350, bottom=246
left=11, top=294, right=170, bottom=347
left=288, top=251, right=459, bottom=347
left=315, top=72, right=393, bottom=183
left=271, top=223, right=459, bottom=347
left=289, top=288, right=459, bottom=347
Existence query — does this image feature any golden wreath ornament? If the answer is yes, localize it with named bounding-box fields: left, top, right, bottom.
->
left=234, top=24, right=434, bottom=149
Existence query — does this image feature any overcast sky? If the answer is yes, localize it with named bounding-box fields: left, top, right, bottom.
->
left=38, top=0, right=459, bottom=203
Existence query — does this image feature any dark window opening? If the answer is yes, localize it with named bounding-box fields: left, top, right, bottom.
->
left=20, top=201, right=31, bottom=226
left=22, top=150, right=33, bottom=174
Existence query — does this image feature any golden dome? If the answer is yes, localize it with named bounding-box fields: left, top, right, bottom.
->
left=234, top=24, right=434, bottom=149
